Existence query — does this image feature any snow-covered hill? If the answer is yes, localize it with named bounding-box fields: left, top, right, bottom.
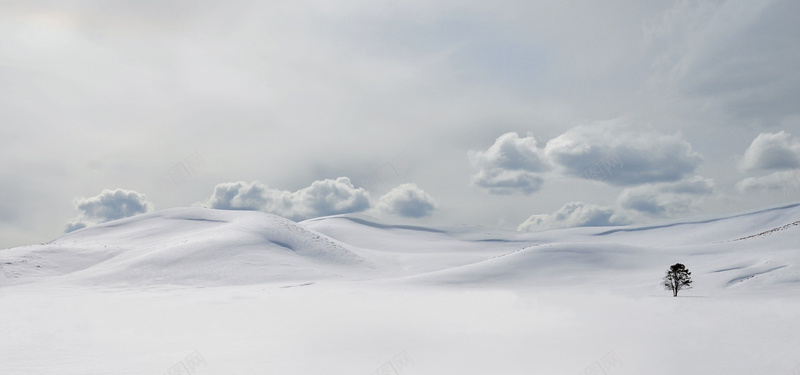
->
left=1, top=208, right=373, bottom=287
left=3, top=203, right=800, bottom=375
left=3, top=204, right=800, bottom=292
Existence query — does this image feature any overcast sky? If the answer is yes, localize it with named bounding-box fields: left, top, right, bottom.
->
left=2, top=0, right=800, bottom=249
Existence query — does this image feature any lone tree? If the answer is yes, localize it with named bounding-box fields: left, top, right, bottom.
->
left=663, top=263, right=692, bottom=297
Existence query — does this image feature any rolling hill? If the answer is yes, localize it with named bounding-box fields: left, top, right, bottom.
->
left=3, top=203, right=800, bottom=375
left=3, top=203, right=800, bottom=292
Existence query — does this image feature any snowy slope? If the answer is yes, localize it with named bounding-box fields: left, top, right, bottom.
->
left=3, top=203, right=800, bottom=375
left=592, top=202, right=800, bottom=246
left=3, top=203, right=800, bottom=291
left=1, top=208, right=373, bottom=287
left=300, top=214, right=534, bottom=278
left=404, top=203, right=800, bottom=294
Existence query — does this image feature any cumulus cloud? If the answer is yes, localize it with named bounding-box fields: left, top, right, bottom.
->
left=468, top=132, right=549, bottom=195
left=207, top=181, right=273, bottom=211
left=206, top=177, right=370, bottom=221
left=378, top=183, right=437, bottom=218
left=735, top=131, right=800, bottom=193
left=739, top=131, right=800, bottom=172
left=736, top=170, right=800, bottom=193
left=517, top=201, right=629, bottom=232
left=65, top=188, right=153, bottom=233
left=618, top=176, right=714, bottom=216
left=543, top=122, right=704, bottom=186
left=469, top=124, right=705, bottom=195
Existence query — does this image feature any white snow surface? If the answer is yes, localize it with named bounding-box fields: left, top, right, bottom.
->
left=2, top=205, right=800, bottom=374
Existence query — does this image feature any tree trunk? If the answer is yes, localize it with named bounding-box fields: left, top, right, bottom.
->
left=673, top=288, right=677, bottom=297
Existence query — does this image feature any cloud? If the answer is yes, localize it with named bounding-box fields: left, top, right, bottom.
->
left=543, top=122, right=704, bottom=186
left=469, top=123, right=705, bottom=195
left=517, top=201, right=629, bottom=232
left=206, top=177, right=370, bottom=221
left=378, top=183, right=437, bottom=218
left=736, top=170, right=800, bottom=193
left=468, top=132, right=549, bottom=195
left=64, top=221, right=87, bottom=233
left=739, top=131, right=800, bottom=172
left=618, top=176, right=714, bottom=216
left=735, top=131, right=800, bottom=193
left=65, top=188, right=153, bottom=233
left=207, top=181, right=273, bottom=211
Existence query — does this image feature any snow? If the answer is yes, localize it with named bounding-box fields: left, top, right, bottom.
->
left=2, top=205, right=800, bottom=374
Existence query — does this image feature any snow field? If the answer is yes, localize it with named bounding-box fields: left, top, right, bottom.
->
left=3, top=204, right=800, bottom=374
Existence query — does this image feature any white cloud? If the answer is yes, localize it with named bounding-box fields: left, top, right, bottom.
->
left=206, top=177, right=371, bottom=221
left=543, top=122, right=703, bottom=186
left=735, top=131, right=800, bottom=193
left=736, top=170, right=800, bottom=193
left=378, top=183, right=437, bottom=218
left=469, top=124, right=705, bottom=195
left=739, top=131, right=800, bottom=172
left=517, top=201, right=628, bottom=232
left=469, top=132, right=549, bottom=195
left=207, top=181, right=273, bottom=211
left=65, top=188, right=153, bottom=233
left=618, top=176, right=715, bottom=216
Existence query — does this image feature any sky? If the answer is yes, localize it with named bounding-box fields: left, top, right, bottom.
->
left=2, top=0, right=800, bottom=249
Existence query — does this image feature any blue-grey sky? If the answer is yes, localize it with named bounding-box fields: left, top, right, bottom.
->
left=2, top=0, right=800, bottom=248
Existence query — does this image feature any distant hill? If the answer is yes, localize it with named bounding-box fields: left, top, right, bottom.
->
left=2, top=203, right=800, bottom=293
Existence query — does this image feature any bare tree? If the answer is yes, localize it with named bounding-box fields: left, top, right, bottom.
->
left=663, top=263, right=692, bottom=297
